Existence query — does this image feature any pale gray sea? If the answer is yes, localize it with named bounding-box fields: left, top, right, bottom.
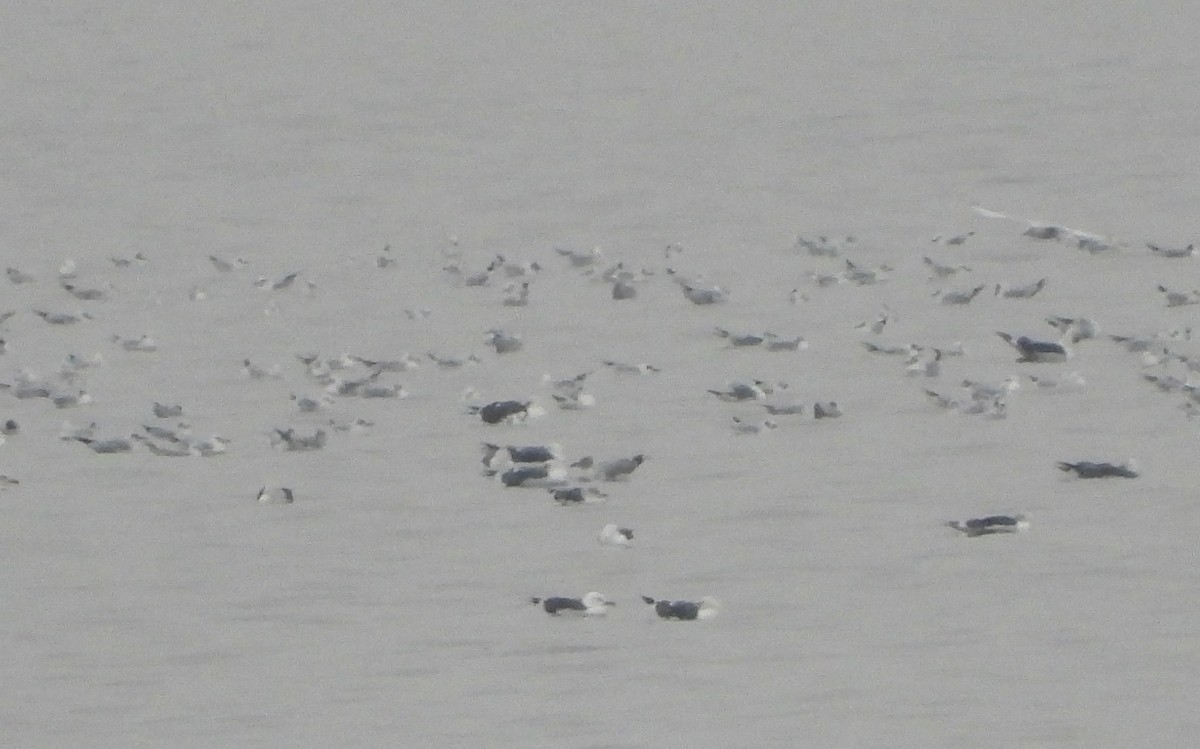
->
left=3, top=3, right=1199, bottom=747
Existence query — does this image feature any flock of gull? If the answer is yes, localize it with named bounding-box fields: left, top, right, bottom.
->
left=3, top=204, right=1197, bottom=622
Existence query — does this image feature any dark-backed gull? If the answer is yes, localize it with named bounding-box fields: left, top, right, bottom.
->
left=598, top=524, right=633, bottom=547
left=530, top=591, right=614, bottom=616
left=945, top=514, right=1029, bottom=537
left=996, top=332, right=1069, bottom=363
left=640, top=595, right=720, bottom=621
left=1057, top=460, right=1138, bottom=479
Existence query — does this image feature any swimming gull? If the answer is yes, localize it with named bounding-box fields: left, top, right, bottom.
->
left=937, top=285, right=985, bottom=305
left=813, top=401, right=842, bottom=419
left=602, top=360, right=661, bottom=374
left=73, top=436, right=134, bottom=454
left=7, top=267, right=35, bottom=284
left=1156, top=285, right=1200, bottom=307
left=495, top=463, right=569, bottom=488
left=945, top=514, right=1029, bottom=537
left=551, top=486, right=609, bottom=504
left=530, top=591, right=614, bottom=616
left=153, top=402, right=183, bottom=419
left=995, top=278, right=1047, bottom=299
left=257, top=485, right=295, bottom=504
left=708, top=381, right=768, bottom=402
left=923, top=256, right=971, bottom=279
left=598, top=524, right=634, bottom=547
left=996, top=332, right=1069, bottom=363
left=640, top=595, right=721, bottom=621
left=1046, top=316, right=1099, bottom=343
left=731, top=417, right=777, bottom=434
left=1057, top=460, right=1139, bottom=479
left=470, top=400, right=533, bottom=424
left=593, top=454, right=646, bottom=482
left=1147, top=242, right=1195, bottom=258
left=34, top=309, right=92, bottom=325
left=485, top=329, right=523, bottom=354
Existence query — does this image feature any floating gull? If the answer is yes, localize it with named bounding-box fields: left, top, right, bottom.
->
left=923, top=256, right=971, bottom=279
left=763, top=401, right=805, bottom=416
left=552, top=392, right=596, bottom=410
left=813, top=401, right=842, bottom=419
left=256, top=485, right=294, bottom=504
left=73, top=436, right=133, bottom=454
left=132, top=434, right=194, bottom=457
left=492, top=443, right=563, bottom=464
left=612, top=279, right=638, bottom=300
left=242, top=358, right=282, bottom=380
left=1156, top=285, right=1200, bottom=308
left=593, top=454, right=646, bottom=482
left=931, top=231, right=974, bottom=246
left=708, top=381, right=768, bottom=402
left=996, top=332, right=1069, bottom=363
left=862, top=341, right=918, bottom=357
left=603, top=360, right=661, bottom=374
left=731, top=416, right=777, bottom=434
left=963, top=376, right=1020, bottom=401
left=7, top=267, right=35, bottom=284
left=2, top=420, right=18, bottom=436
left=61, top=282, right=110, bottom=302
left=973, top=206, right=1123, bottom=252
left=1047, top=316, right=1099, bottom=343
left=641, top=595, right=720, bottom=621
left=995, top=278, right=1047, bottom=299
left=495, top=463, right=568, bottom=488
left=551, top=486, right=609, bottom=504
left=502, top=281, right=530, bottom=307
left=1028, top=371, right=1086, bottom=390
left=842, top=258, right=891, bottom=285
left=58, top=259, right=77, bottom=279
left=271, top=427, right=327, bottom=451
left=111, top=334, right=157, bottom=352
left=598, top=524, right=634, bottom=547
left=763, top=333, right=808, bottom=352
left=679, top=282, right=729, bottom=305
left=1147, top=242, right=1195, bottom=258
left=795, top=234, right=846, bottom=257
left=714, top=327, right=764, bottom=347
left=937, top=285, right=985, bottom=305
left=34, top=309, right=92, bottom=325
left=428, top=352, right=482, bottom=369
left=855, top=306, right=892, bottom=334
left=470, top=400, right=533, bottom=425
left=359, top=382, right=408, bottom=399
left=1057, top=460, right=1138, bottom=479
left=555, top=246, right=604, bottom=268
left=945, top=514, right=1029, bottom=537
left=530, top=591, right=614, bottom=616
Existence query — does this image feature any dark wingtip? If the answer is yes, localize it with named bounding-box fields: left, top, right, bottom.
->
left=641, top=595, right=656, bottom=605
left=529, top=597, right=542, bottom=605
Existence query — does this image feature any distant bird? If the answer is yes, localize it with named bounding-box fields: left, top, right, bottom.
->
left=731, top=416, right=777, bottom=434
left=679, top=282, right=729, bottom=305
left=73, top=436, right=133, bottom=454
left=111, top=334, right=157, bottom=352
left=931, top=231, right=974, bottom=246
left=496, top=463, right=568, bottom=488
left=1147, top=242, right=1194, bottom=258
left=485, top=329, right=523, bottom=354
left=428, top=352, right=481, bottom=369
left=61, top=282, right=110, bottom=301
left=602, top=360, right=661, bottom=374
left=594, top=454, right=646, bottom=482
left=34, top=310, right=91, bottom=325
left=937, top=285, right=985, bottom=305
left=945, top=514, right=1029, bottom=537
left=471, top=400, right=532, bottom=424
left=996, top=332, right=1069, bottom=363
left=995, top=278, right=1047, bottom=299
left=110, top=252, right=148, bottom=267
left=256, top=486, right=294, bottom=504
left=1046, top=316, right=1099, bottom=343
left=271, top=428, right=327, bottom=452
left=555, top=246, right=604, bottom=268
left=598, top=524, right=634, bottom=547
left=502, top=282, right=530, bottom=307
left=963, top=376, right=1020, bottom=401
left=708, top=381, right=768, bottom=402
left=714, top=327, right=764, bottom=347
left=763, top=333, right=808, bottom=352
left=551, top=486, right=609, bottom=505
left=6, top=267, right=35, bottom=284
left=242, top=358, right=282, bottom=380
left=612, top=280, right=637, bottom=300
left=1157, top=285, right=1200, bottom=307
left=1056, top=460, right=1138, bottom=479
left=923, top=256, right=970, bottom=279
left=271, top=271, right=301, bottom=290
left=973, top=206, right=1122, bottom=252
left=530, top=591, right=614, bottom=616
left=813, top=401, right=842, bottom=419
left=1028, top=371, right=1086, bottom=390
left=640, top=595, right=720, bottom=621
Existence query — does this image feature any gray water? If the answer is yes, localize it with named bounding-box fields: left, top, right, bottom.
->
left=3, top=3, right=1199, bottom=747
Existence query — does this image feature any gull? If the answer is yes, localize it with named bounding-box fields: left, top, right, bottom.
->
left=323, top=369, right=382, bottom=396
left=905, top=347, right=942, bottom=377
left=242, top=358, right=282, bottom=380
left=813, top=401, right=842, bottom=419
left=995, top=278, right=1047, bottom=299
left=923, top=256, right=971, bottom=279
left=640, top=595, right=720, bottom=621
left=131, top=434, right=194, bottom=457
left=794, top=234, right=844, bottom=257
left=50, top=390, right=90, bottom=409
left=932, top=231, right=974, bottom=246
left=73, top=436, right=133, bottom=454
left=0, top=475, right=18, bottom=489
left=7, top=267, right=35, bottom=284
left=61, top=282, right=110, bottom=301
left=962, top=376, right=1020, bottom=401
left=1056, top=460, right=1138, bottom=479
left=763, top=333, right=808, bottom=352
left=487, top=443, right=563, bottom=464
left=111, top=334, right=157, bottom=352
left=494, top=463, right=569, bottom=488
left=256, top=486, right=294, bottom=504
left=731, top=416, right=777, bottom=434
left=1047, top=316, right=1099, bottom=343
left=328, top=417, right=374, bottom=434
left=268, top=271, right=301, bottom=290
left=862, top=341, right=918, bottom=356
left=188, top=435, right=229, bottom=456
left=2, top=420, right=18, bottom=435
left=428, top=352, right=482, bottom=369
left=708, top=381, right=768, bottom=402
left=530, top=591, right=614, bottom=616
left=996, top=332, right=1070, bottom=363
left=469, top=400, right=532, bottom=424
left=1147, top=242, right=1195, bottom=258
left=359, top=382, right=407, bottom=399
left=485, top=329, right=523, bottom=354
left=552, top=392, right=596, bottom=410
left=143, top=423, right=189, bottom=443
left=1028, top=371, right=1086, bottom=390
left=271, top=428, right=327, bottom=452
left=594, top=454, right=646, bottom=482
left=923, top=388, right=960, bottom=410
left=763, top=401, right=805, bottom=416
left=612, top=279, right=638, bottom=300
left=208, top=254, right=246, bottom=272
left=842, top=259, right=891, bottom=285
left=34, top=310, right=92, bottom=325
left=714, top=327, right=764, bottom=347
left=1157, top=285, right=1200, bottom=307
left=598, top=524, right=634, bottom=547
left=937, top=285, right=985, bottom=305
left=110, top=252, right=148, bottom=267
left=348, top=353, right=422, bottom=372
left=375, top=245, right=396, bottom=269
left=59, top=421, right=97, bottom=441
left=804, top=270, right=845, bottom=287
left=551, top=486, right=609, bottom=505
left=945, top=514, right=1029, bottom=537
left=502, top=282, right=530, bottom=307
left=855, top=307, right=892, bottom=334
left=404, top=308, right=432, bottom=320
left=58, top=259, right=77, bottom=279
left=501, top=258, right=541, bottom=277
left=602, top=360, right=661, bottom=374
left=555, top=245, right=604, bottom=268
left=679, top=282, right=729, bottom=305
left=973, top=206, right=1123, bottom=251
